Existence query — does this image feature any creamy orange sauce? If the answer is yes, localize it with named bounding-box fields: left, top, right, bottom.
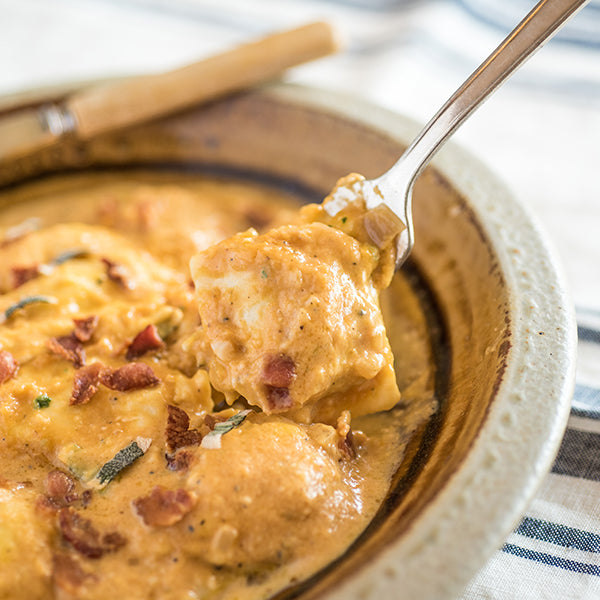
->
left=0, top=171, right=436, bottom=600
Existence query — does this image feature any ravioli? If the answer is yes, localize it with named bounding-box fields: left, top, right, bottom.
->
left=190, top=222, right=400, bottom=423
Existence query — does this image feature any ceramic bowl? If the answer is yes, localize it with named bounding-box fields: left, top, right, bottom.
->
left=0, top=82, right=576, bottom=599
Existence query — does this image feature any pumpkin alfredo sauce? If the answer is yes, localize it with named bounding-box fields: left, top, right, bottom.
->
left=0, top=171, right=436, bottom=600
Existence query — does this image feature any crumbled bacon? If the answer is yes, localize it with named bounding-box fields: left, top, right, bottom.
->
left=11, top=265, right=40, bottom=288
left=58, top=507, right=126, bottom=559
left=72, top=316, right=99, bottom=343
left=338, top=429, right=356, bottom=460
left=48, top=335, right=85, bottom=368
left=202, top=413, right=228, bottom=432
left=46, top=470, right=75, bottom=498
left=336, top=411, right=356, bottom=460
left=132, top=486, right=196, bottom=527
left=165, top=405, right=201, bottom=453
left=37, top=496, right=66, bottom=516
left=70, top=363, right=103, bottom=406
left=262, top=354, right=295, bottom=411
left=165, top=449, right=194, bottom=472
left=0, top=350, right=18, bottom=384
left=99, top=362, right=160, bottom=391
left=196, top=412, right=229, bottom=438
left=126, top=324, right=164, bottom=361
left=265, top=386, right=293, bottom=411
left=52, top=553, right=96, bottom=594
left=262, top=353, right=296, bottom=388
left=102, top=258, right=133, bottom=289
left=38, top=493, right=80, bottom=515
left=38, top=471, right=77, bottom=516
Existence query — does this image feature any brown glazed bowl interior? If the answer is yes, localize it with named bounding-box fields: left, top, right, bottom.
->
left=0, top=81, right=576, bottom=600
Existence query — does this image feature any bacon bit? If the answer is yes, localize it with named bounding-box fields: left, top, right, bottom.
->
left=262, top=354, right=296, bottom=388
left=165, top=449, right=194, bottom=472
left=11, top=265, right=40, bottom=288
left=37, top=496, right=64, bottom=516
left=338, top=429, right=356, bottom=460
left=132, top=486, right=196, bottom=527
left=203, top=413, right=218, bottom=430
left=126, top=324, right=164, bottom=361
left=165, top=405, right=201, bottom=453
left=72, top=316, right=99, bottom=343
left=71, top=363, right=103, bottom=406
left=202, top=413, right=228, bottom=432
left=103, top=531, right=127, bottom=547
left=38, top=492, right=80, bottom=515
left=265, top=386, right=293, bottom=411
left=102, top=257, right=133, bottom=290
left=48, top=334, right=86, bottom=369
left=52, top=553, right=96, bottom=594
left=0, top=350, right=18, bottom=384
left=46, top=470, right=75, bottom=498
left=336, top=411, right=356, bottom=460
left=81, top=490, right=93, bottom=507
left=262, top=354, right=296, bottom=411
left=197, top=413, right=229, bottom=438
left=99, top=362, right=160, bottom=391
left=58, top=507, right=126, bottom=559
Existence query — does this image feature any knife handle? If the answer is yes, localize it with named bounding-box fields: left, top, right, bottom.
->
left=66, top=21, right=339, bottom=140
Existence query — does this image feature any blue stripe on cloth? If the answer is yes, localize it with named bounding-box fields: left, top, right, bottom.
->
left=552, top=428, right=600, bottom=481
left=579, top=325, right=600, bottom=345
left=515, top=517, right=600, bottom=553
left=502, top=543, right=600, bottom=577
left=571, top=406, right=600, bottom=420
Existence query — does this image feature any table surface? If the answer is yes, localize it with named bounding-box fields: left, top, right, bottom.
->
left=2, top=1, right=600, bottom=598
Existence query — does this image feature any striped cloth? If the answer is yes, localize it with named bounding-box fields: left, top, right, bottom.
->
left=2, top=0, right=600, bottom=597
left=464, top=308, right=600, bottom=598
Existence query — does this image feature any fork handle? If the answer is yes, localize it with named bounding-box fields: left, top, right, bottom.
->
left=379, top=0, right=589, bottom=194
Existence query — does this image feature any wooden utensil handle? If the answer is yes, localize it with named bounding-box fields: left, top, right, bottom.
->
left=67, top=21, right=339, bottom=140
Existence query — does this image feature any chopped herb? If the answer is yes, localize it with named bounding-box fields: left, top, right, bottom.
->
left=341, top=216, right=348, bottom=224
left=155, top=309, right=183, bottom=340
left=201, top=410, right=251, bottom=450
left=95, top=437, right=151, bottom=486
left=1, top=295, right=57, bottom=323
left=34, top=394, right=52, bottom=409
left=261, top=269, right=268, bottom=279
left=50, top=249, right=89, bottom=266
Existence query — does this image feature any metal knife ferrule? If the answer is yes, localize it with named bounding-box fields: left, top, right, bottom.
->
left=39, top=104, right=77, bottom=137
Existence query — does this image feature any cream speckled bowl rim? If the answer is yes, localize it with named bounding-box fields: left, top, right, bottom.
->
left=264, top=84, right=576, bottom=599
left=0, top=80, right=577, bottom=600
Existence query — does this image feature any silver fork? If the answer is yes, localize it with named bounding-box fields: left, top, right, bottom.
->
left=329, top=0, right=590, bottom=269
